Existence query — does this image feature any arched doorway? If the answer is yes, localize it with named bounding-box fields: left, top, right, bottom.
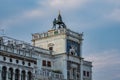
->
left=2, top=66, right=7, bottom=80
left=21, top=70, right=26, bottom=80
left=8, top=68, right=13, bottom=80
left=27, top=71, right=32, bottom=80
left=15, top=69, right=19, bottom=80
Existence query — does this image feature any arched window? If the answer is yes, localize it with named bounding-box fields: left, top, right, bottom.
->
left=3, top=57, right=6, bottom=61
left=2, top=66, right=7, bottom=80
left=28, top=62, right=31, bottom=66
left=8, top=68, right=13, bottom=80
left=22, top=61, right=25, bottom=65
left=9, top=58, right=12, bottom=62
left=15, top=69, right=19, bottom=80
left=21, top=70, right=26, bottom=80
left=49, top=47, right=53, bottom=51
left=16, top=60, right=19, bottom=64
left=27, top=71, right=32, bottom=80
left=48, top=43, right=54, bottom=51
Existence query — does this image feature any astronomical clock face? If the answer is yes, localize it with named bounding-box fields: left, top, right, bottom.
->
left=66, top=40, right=80, bottom=56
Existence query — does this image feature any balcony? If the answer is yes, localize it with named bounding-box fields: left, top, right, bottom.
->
left=0, top=36, right=53, bottom=59
left=35, top=69, right=64, bottom=80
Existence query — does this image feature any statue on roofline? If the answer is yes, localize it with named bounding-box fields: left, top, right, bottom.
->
left=52, top=11, right=67, bottom=29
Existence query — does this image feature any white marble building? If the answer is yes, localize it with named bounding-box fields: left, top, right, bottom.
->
left=0, top=13, right=92, bottom=80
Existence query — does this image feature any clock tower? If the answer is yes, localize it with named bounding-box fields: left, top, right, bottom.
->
left=32, top=13, right=83, bottom=57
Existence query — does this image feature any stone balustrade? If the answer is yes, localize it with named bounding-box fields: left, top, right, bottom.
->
left=35, top=69, right=64, bottom=80
left=32, top=28, right=83, bottom=40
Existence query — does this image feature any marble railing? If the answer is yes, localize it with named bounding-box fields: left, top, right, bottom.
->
left=0, top=36, right=53, bottom=59
left=32, top=28, right=83, bottom=41
left=32, top=28, right=66, bottom=40
left=66, top=29, right=83, bottom=39
left=0, top=44, right=37, bottom=59
left=83, top=60, right=92, bottom=67
left=35, top=69, right=64, bottom=80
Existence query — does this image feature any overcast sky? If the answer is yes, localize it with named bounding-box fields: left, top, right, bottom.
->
left=0, top=0, right=120, bottom=80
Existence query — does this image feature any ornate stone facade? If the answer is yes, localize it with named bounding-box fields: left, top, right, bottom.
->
left=0, top=13, right=92, bottom=80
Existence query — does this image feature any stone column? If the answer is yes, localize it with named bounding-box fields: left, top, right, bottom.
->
left=25, top=71, right=27, bottom=80
left=80, top=59, right=83, bottom=80
left=0, top=66, right=2, bottom=80
left=19, top=69, right=21, bottom=80
left=12, top=69, right=15, bottom=80
left=32, top=70, right=35, bottom=80
left=6, top=67, right=8, bottom=80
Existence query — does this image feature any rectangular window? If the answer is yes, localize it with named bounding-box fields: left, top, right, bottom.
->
left=77, top=72, right=80, bottom=78
left=47, top=61, right=51, bottom=67
left=83, top=71, right=86, bottom=76
left=42, top=60, right=46, bottom=66
left=87, top=71, right=89, bottom=77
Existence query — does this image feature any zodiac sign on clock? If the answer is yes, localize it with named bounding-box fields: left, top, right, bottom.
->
left=69, top=45, right=77, bottom=56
